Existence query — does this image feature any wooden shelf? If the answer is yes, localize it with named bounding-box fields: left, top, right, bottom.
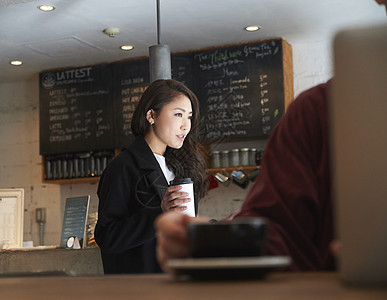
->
left=42, top=176, right=100, bottom=185
left=42, top=168, right=260, bottom=184
left=40, top=151, right=116, bottom=185
left=207, top=165, right=259, bottom=175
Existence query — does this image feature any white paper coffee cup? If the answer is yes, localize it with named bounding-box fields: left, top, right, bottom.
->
left=169, top=178, right=195, bottom=217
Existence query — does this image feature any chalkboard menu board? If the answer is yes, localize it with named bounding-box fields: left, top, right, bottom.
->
left=40, top=38, right=292, bottom=155
left=111, top=55, right=194, bottom=148
left=189, top=39, right=286, bottom=141
left=171, top=52, right=195, bottom=88
left=112, top=58, right=150, bottom=148
left=39, top=64, right=115, bottom=155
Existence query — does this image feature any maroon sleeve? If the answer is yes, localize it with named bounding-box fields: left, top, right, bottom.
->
left=235, top=82, right=334, bottom=271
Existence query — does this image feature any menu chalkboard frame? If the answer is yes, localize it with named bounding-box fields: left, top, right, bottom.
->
left=186, top=38, right=293, bottom=142
left=39, top=38, right=293, bottom=183
left=172, top=38, right=293, bottom=113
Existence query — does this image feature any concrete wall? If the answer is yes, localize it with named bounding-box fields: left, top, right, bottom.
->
left=0, top=37, right=333, bottom=246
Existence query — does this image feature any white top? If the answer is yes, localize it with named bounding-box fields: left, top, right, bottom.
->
left=153, top=153, right=175, bottom=184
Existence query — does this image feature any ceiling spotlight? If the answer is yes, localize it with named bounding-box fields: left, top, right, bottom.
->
left=38, top=5, right=55, bottom=12
left=10, top=60, right=23, bottom=66
left=103, top=28, right=120, bottom=37
left=120, top=45, right=134, bottom=51
left=245, top=25, right=261, bottom=32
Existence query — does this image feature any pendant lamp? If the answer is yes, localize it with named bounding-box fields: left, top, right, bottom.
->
left=149, top=0, right=171, bottom=82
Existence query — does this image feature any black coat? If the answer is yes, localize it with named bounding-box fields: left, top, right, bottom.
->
left=95, top=136, right=168, bottom=274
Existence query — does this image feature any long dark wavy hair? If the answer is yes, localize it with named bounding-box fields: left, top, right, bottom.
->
left=131, top=79, right=208, bottom=199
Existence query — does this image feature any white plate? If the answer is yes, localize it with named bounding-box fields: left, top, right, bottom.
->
left=167, top=256, right=291, bottom=280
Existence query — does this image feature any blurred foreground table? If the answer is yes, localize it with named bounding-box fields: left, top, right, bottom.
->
left=0, top=272, right=386, bottom=299
left=0, top=247, right=103, bottom=276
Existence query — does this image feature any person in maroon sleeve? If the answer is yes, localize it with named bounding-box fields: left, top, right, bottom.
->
left=155, top=81, right=335, bottom=273
left=233, top=81, right=334, bottom=271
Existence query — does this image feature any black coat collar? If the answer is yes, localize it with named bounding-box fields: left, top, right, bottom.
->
left=129, top=135, right=160, bottom=171
left=129, top=135, right=169, bottom=201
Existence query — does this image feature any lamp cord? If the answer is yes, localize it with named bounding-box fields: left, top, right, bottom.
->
left=156, top=0, right=160, bottom=45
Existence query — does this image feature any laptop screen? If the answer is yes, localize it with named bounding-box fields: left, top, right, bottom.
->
left=331, top=23, right=387, bottom=284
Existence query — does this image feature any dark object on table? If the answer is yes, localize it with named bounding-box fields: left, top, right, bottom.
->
left=168, top=256, right=291, bottom=281
left=188, top=218, right=267, bottom=258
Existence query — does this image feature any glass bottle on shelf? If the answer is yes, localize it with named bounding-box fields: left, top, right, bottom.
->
left=240, top=148, right=249, bottom=166
left=221, top=150, right=230, bottom=168
left=211, top=150, right=221, bottom=168
left=231, top=149, right=240, bottom=167
left=249, top=148, right=257, bottom=166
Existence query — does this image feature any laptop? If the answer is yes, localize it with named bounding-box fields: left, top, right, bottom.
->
left=331, top=23, right=387, bottom=284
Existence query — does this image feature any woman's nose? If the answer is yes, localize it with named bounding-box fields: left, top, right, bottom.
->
left=181, top=118, right=190, bottom=131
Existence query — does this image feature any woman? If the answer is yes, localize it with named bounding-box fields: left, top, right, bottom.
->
left=95, top=79, right=208, bottom=274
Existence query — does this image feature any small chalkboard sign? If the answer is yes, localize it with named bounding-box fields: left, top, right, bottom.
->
left=60, top=196, right=90, bottom=248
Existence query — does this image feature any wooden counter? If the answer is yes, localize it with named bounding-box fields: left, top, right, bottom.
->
left=0, top=272, right=386, bottom=299
left=0, top=247, right=103, bottom=276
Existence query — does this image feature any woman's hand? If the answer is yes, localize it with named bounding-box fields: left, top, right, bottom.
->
left=161, top=185, right=191, bottom=213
